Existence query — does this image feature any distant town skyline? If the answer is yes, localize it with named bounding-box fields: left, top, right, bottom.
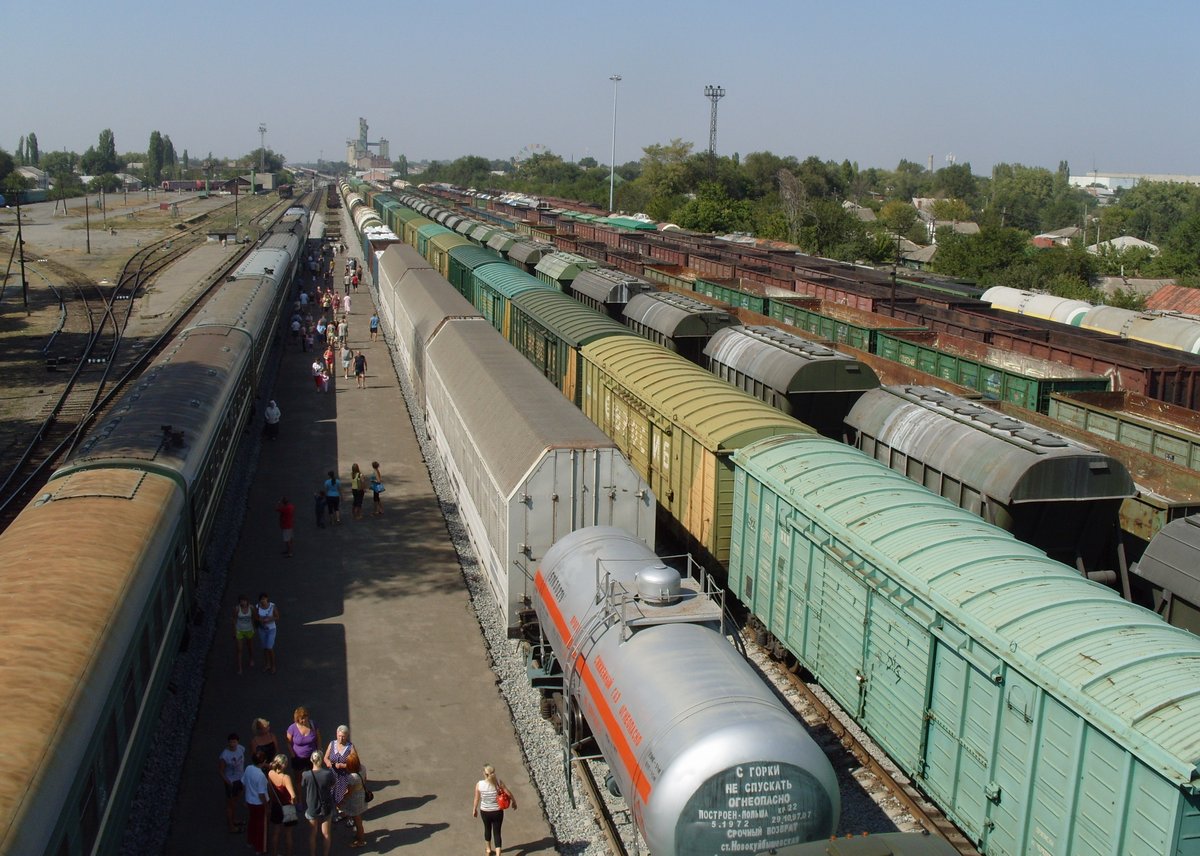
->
left=7, top=0, right=1197, bottom=177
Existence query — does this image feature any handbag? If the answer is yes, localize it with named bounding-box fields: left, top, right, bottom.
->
left=281, top=804, right=298, bottom=824
left=496, top=787, right=512, bottom=810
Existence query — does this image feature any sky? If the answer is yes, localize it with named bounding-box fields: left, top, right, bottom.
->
left=5, top=0, right=1197, bottom=177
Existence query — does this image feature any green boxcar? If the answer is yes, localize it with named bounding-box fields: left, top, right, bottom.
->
left=470, top=223, right=499, bottom=246
left=729, top=432, right=1200, bottom=856
left=579, top=337, right=811, bottom=566
left=508, top=289, right=635, bottom=405
left=470, top=263, right=555, bottom=338
left=767, top=298, right=926, bottom=352
left=416, top=223, right=454, bottom=259
left=390, top=205, right=423, bottom=235
left=446, top=246, right=501, bottom=304
left=873, top=331, right=1109, bottom=411
left=402, top=216, right=435, bottom=249
left=693, top=277, right=768, bottom=314
left=534, top=252, right=597, bottom=290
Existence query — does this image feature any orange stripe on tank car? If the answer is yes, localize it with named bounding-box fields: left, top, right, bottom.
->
left=534, top=570, right=651, bottom=802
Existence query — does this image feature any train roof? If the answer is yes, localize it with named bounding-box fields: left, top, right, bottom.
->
left=570, top=267, right=653, bottom=304
left=735, top=434, right=1200, bottom=788
left=379, top=243, right=433, bottom=284
left=534, top=252, right=597, bottom=281
left=846, top=386, right=1135, bottom=504
left=448, top=244, right=503, bottom=270
left=473, top=263, right=555, bottom=298
left=705, top=325, right=880, bottom=396
left=623, top=291, right=740, bottom=338
left=510, top=289, right=637, bottom=347
left=507, top=240, right=555, bottom=267
left=1135, top=515, right=1200, bottom=605
left=582, top=337, right=812, bottom=451
left=427, top=321, right=619, bottom=492
left=0, top=469, right=185, bottom=854
left=63, top=331, right=252, bottom=485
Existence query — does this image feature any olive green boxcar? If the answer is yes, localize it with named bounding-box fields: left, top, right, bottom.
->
left=693, top=277, right=768, bottom=314
left=486, top=231, right=523, bottom=257
left=470, top=263, right=555, bottom=339
left=579, top=337, right=811, bottom=566
left=446, top=246, right=501, bottom=304
left=402, top=216, right=435, bottom=249
left=425, top=231, right=471, bottom=278
left=508, top=289, right=636, bottom=405
left=1048, top=390, right=1200, bottom=474
left=873, top=330, right=1109, bottom=412
left=470, top=223, right=500, bottom=245
left=730, top=433, right=1200, bottom=856
left=534, top=251, right=597, bottom=290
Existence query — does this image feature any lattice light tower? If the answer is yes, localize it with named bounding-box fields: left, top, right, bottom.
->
left=704, top=85, right=725, bottom=156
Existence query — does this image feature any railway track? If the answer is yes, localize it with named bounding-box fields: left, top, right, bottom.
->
left=751, top=643, right=982, bottom=856
left=0, top=198, right=294, bottom=528
left=572, top=759, right=629, bottom=856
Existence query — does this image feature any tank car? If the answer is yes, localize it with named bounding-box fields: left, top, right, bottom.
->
left=530, top=527, right=839, bottom=856
left=757, top=831, right=960, bottom=855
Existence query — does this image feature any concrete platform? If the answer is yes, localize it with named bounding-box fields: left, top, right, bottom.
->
left=165, top=230, right=556, bottom=854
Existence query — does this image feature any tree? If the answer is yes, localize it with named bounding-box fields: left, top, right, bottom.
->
left=26, top=132, right=39, bottom=166
left=393, top=154, right=408, bottom=177
left=181, top=149, right=189, bottom=172
left=932, top=162, right=976, bottom=204
left=578, top=156, right=598, bottom=169
left=97, top=129, right=118, bottom=172
left=879, top=200, right=919, bottom=236
left=0, top=149, right=13, bottom=186
left=15, top=136, right=24, bottom=166
left=163, top=135, right=177, bottom=178
left=930, top=198, right=972, bottom=222
left=672, top=182, right=754, bottom=233
left=147, top=131, right=164, bottom=184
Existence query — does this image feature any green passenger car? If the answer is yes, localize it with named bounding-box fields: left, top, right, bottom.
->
left=579, top=337, right=811, bottom=566
left=729, top=432, right=1200, bottom=856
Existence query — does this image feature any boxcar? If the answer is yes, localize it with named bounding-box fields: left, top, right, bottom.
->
left=470, top=263, right=556, bottom=338
left=579, top=336, right=811, bottom=567
left=425, top=232, right=472, bottom=279
left=446, top=245, right=502, bottom=304
left=704, top=325, right=879, bottom=437
left=730, top=433, right=1200, bottom=856
left=623, top=291, right=741, bottom=364
left=570, top=267, right=654, bottom=320
left=1047, top=390, right=1200, bottom=473
left=1133, top=515, right=1200, bottom=634
left=534, top=251, right=597, bottom=291
left=423, top=320, right=654, bottom=629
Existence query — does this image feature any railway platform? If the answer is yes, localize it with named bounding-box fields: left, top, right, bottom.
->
left=165, top=233, right=556, bottom=854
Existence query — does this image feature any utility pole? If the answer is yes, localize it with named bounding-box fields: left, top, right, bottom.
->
left=608, top=75, right=622, bottom=213
left=259, top=123, right=268, bottom=173
left=84, top=192, right=91, bottom=254
left=704, top=84, right=726, bottom=157
left=15, top=192, right=28, bottom=313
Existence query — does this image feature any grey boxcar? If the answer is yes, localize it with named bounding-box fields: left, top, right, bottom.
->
left=1134, top=514, right=1200, bottom=634
left=622, top=291, right=741, bottom=363
left=569, top=267, right=654, bottom=320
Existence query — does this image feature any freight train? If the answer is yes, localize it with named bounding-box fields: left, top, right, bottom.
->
left=347, top=182, right=1200, bottom=856
left=371, top=234, right=844, bottom=854
left=0, top=201, right=310, bottom=855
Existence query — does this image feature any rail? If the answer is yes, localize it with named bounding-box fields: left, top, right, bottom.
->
left=571, top=759, right=628, bottom=856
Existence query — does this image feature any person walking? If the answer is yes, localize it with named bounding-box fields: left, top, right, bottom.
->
left=472, top=764, right=516, bottom=856
left=311, top=359, right=324, bottom=392
left=323, top=470, right=342, bottom=525
left=337, top=317, right=347, bottom=343
left=264, top=400, right=281, bottom=440
left=369, top=462, right=384, bottom=516
left=255, top=593, right=280, bottom=674
left=322, top=344, right=335, bottom=379
left=302, top=752, right=335, bottom=856
left=243, top=749, right=271, bottom=855
left=342, top=293, right=351, bottom=314
left=268, top=754, right=299, bottom=856
left=341, top=343, right=352, bottom=380
left=350, top=463, right=365, bottom=520
left=369, top=313, right=379, bottom=343
left=250, top=717, right=279, bottom=761
left=276, top=497, right=295, bottom=557
left=219, top=733, right=246, bottom=833
left=313, top=489, right=326, bottom=529
left=234, top=596, right=255, bottom=674
left=354, top=351, right=367, bottom=389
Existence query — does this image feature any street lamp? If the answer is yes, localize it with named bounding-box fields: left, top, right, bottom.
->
left=608, top=74, right=622, bottom=213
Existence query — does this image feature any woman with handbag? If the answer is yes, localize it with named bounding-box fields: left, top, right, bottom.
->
left=337, top=772, right=368, bottom=847
left=324, top=726, right=363, bottom=812
left=472, top=764, right=516, bottom=856
left=369, top=462, right=385, bottom=516
left=267, top=755, right=299, bottom=856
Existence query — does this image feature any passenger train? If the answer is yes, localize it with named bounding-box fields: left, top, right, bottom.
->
left=0, top=202, right=310, bottom=855
left=348, top=181, right=1200, bottom=856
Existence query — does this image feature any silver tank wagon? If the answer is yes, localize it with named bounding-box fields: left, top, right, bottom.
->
left=534, top=527, right=839, bottom=856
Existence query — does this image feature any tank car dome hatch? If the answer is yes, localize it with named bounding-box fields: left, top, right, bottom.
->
left=635, top=563, right=681, bottom=604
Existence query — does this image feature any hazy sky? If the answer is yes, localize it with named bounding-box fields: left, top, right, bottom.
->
left=5, top=0, right=1196, bottom=176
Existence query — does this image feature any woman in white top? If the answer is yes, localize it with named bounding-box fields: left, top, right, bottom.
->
left=255, top=593, right=279, bottom=674
left=234, top=596, right=255, bottom=674
left=471, top=764, right=516, bottom=856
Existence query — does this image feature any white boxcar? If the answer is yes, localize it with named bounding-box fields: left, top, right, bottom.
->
left=424, top=319, right=655, bottom=629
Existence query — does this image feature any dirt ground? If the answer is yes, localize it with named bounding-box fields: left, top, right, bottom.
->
left=0, top=191, right=276, bottom=462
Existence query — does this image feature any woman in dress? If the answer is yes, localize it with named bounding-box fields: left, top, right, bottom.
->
left=255, top=593, right=279, bottom=674
left=472, top=764, right=516, bottom=856
left=268, top=754, right=299, bottom=856
left=249, top=717, right=278, bottom=761
left=234, top=595, right=255, bottom=674
left=286, top=707, right=322, bottom=780
left=323, top=725, right=363, bottom=816
left=337, top=772, right=367, bottom=847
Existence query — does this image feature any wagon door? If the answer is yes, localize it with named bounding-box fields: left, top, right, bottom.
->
left=862, top=595, right=932, bottom=772
left=812, top=540, right=868, bottom=717
left=920, top=625, right=1002, bottom=845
